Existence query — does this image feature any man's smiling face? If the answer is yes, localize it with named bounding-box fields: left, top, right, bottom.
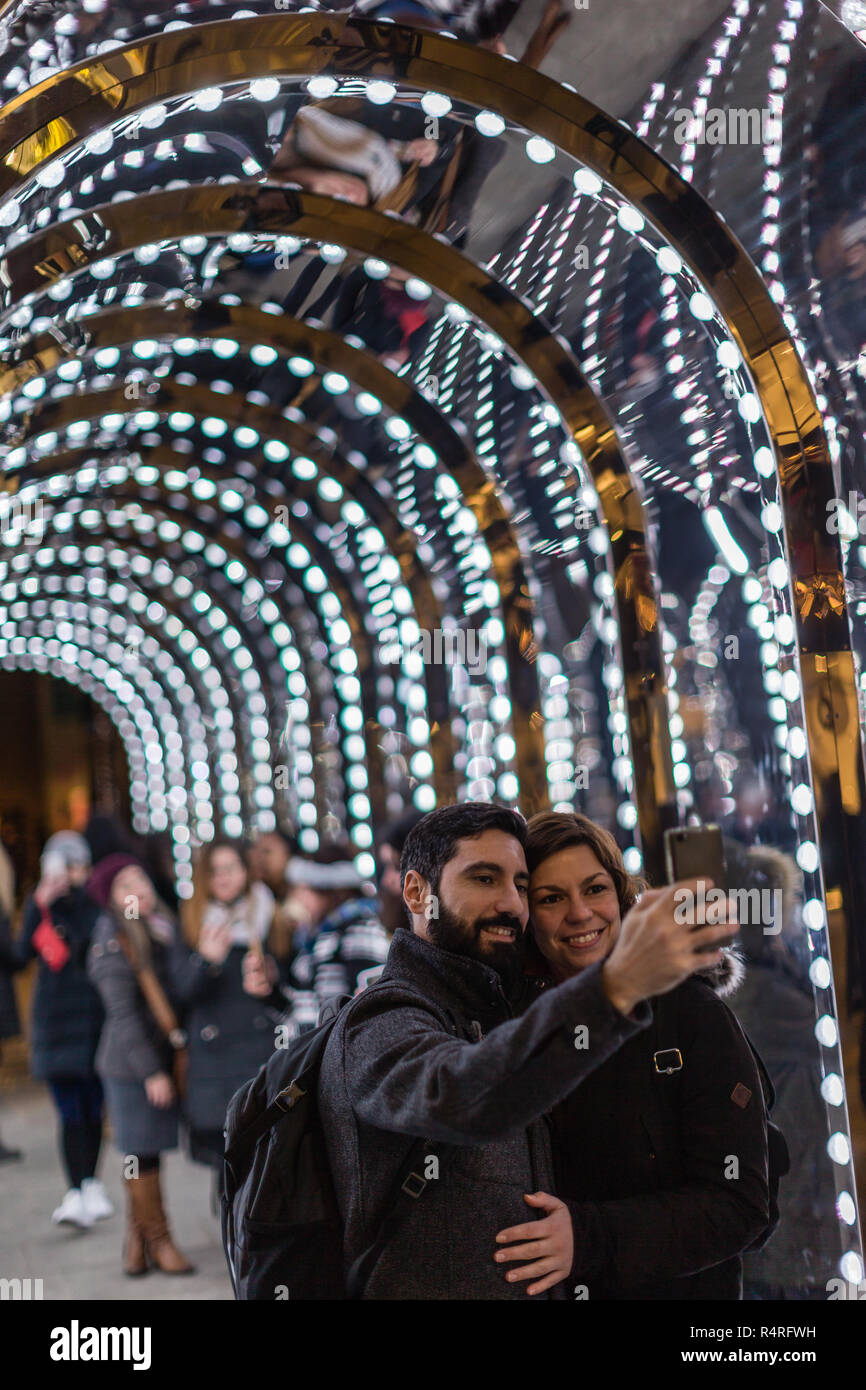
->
left=421, top=829, right=530, bottom=979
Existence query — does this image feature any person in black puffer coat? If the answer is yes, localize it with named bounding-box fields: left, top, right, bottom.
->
left=178, top=838, right=280, bottom=1173
left=0, top=832, right=109, bottom=1223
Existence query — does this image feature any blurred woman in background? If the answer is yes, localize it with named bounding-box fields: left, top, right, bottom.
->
left=87, top=854, right=195, bottom=1277
left=179, top=839, right=280, bottom=1177
left=0, top=832, right=108, bottom=1225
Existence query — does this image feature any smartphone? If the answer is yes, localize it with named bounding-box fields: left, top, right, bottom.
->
left=664, top=825, right=731, bottom=945
left=664, top=824, right=727, bottom=894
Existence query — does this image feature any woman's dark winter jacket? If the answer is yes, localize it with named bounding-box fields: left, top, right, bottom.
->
left=174, top=944, right=281, bottom=1134
left=87, top=911, right=193, bottom=1083
left=0, top=890, right=103, bottom=1078
left=318, top=927, right=651, bottom=1299
left=547, top=952, right=770, bottom=1300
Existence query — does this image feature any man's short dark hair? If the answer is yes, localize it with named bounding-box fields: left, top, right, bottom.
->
left=400, top=803, right=527, bottom=896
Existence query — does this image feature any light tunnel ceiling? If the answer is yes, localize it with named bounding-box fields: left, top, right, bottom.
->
left=0, top=0, right=864, bottom=910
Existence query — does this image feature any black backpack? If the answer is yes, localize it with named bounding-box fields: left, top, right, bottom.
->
left=220, top=989, right=436, bottom=1301
left=651, top=990, right=790, bottom=1252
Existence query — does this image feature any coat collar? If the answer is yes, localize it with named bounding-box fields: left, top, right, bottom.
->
left=383, top=927, right=515, bottom=1021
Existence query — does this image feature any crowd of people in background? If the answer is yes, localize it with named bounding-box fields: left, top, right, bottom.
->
left=0, top=809, right=420, bottom=1276
left=0, top=795, right=805, bottom=1298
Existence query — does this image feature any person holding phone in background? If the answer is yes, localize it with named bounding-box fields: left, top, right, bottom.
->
left=0, top=832, right=110, bottom=1228
left=178, top=839, right=280, bottom=1177
left=494, top=812, right=771, bottom=1300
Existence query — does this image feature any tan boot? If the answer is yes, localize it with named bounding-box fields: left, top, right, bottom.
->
left=136, top=1168, right=196, bottom=1275
left=123, top=1176, right=148, bottom=1277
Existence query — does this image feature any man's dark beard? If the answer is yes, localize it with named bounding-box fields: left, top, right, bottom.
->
left=426, top=898, right=526, bottom=989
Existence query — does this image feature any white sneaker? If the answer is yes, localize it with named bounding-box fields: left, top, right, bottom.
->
left=51, top=1189, right=94, bottom=1228
left=81, top=1178, right=114, bottom=1221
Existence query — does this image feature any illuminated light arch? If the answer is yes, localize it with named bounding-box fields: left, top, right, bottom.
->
left=0, top=13, right=859, bottom=902
left=7, top=636, right=189, bottom=853
left=20, top=501, right=331, bottom=816
left=0, top=641, right=169, bottom=840
left=2, top=554, right=236, bottom=822
left=2, top=285, right=595, bottom=718
left=23, top=444, right=447, bottom=823
left=8, top=378, right=497, bottom=805
left=17, top=482, right=394, bottom=832
left=0, top=183, right=664, bottom=848
left=4, top=517, right=273, bottom=824
left=18, top=435, right=532, bottom=821
left=1, top=296, right=543, bottom=805
left=0, top=0, right=860, bottom=1283
left=0, top=295, right=525, bottom=653
left=0, top=587, right=207, bottom=869
left=0, top=589, right=240, bottom=887
left=16, top=441, right=411, bottom=825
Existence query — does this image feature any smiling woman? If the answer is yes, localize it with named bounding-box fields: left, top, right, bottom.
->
left=520, top=809, right=772, bottom=1301
left=526, top=810, right=644, bottom=977
left=529, top=844, right=624, bottom=975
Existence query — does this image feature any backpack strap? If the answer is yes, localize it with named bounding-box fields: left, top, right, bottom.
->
left=340, top=978, right=452, bottom=1299
left=223, top=1079, right=307, bottom=1168
left=345, top=1134, right=438, bottom=1301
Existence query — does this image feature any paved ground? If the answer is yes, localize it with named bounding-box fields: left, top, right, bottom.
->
left=0, top=1082, right=233, bottom=1301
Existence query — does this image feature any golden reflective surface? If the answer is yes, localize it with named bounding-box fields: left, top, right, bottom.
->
left=0, top=0, right=864, bottom=1294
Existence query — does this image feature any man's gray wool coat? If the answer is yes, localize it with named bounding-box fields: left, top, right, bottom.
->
left=318, top=927, right=650, bottom=1299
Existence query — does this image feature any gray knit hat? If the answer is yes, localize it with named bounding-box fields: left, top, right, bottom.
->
left=41, top=831, right=92, bottom=875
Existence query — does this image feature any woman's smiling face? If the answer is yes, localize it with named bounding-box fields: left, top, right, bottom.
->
left=529, top=844, right=623, bottom=980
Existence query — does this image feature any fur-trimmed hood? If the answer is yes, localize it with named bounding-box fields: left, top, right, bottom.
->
left=695, top=946, right=745, bottom=998
left=691, top=839, right=803, bottom=997
left=722, top=838, right=803, bottom=936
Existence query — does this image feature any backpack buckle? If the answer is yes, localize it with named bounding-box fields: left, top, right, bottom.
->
left=653, top=1048, right=683, bottom=1075
left=275, top=1082, right=304, bottom=1111
left=401, top=1171, right=427, bottom=1198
